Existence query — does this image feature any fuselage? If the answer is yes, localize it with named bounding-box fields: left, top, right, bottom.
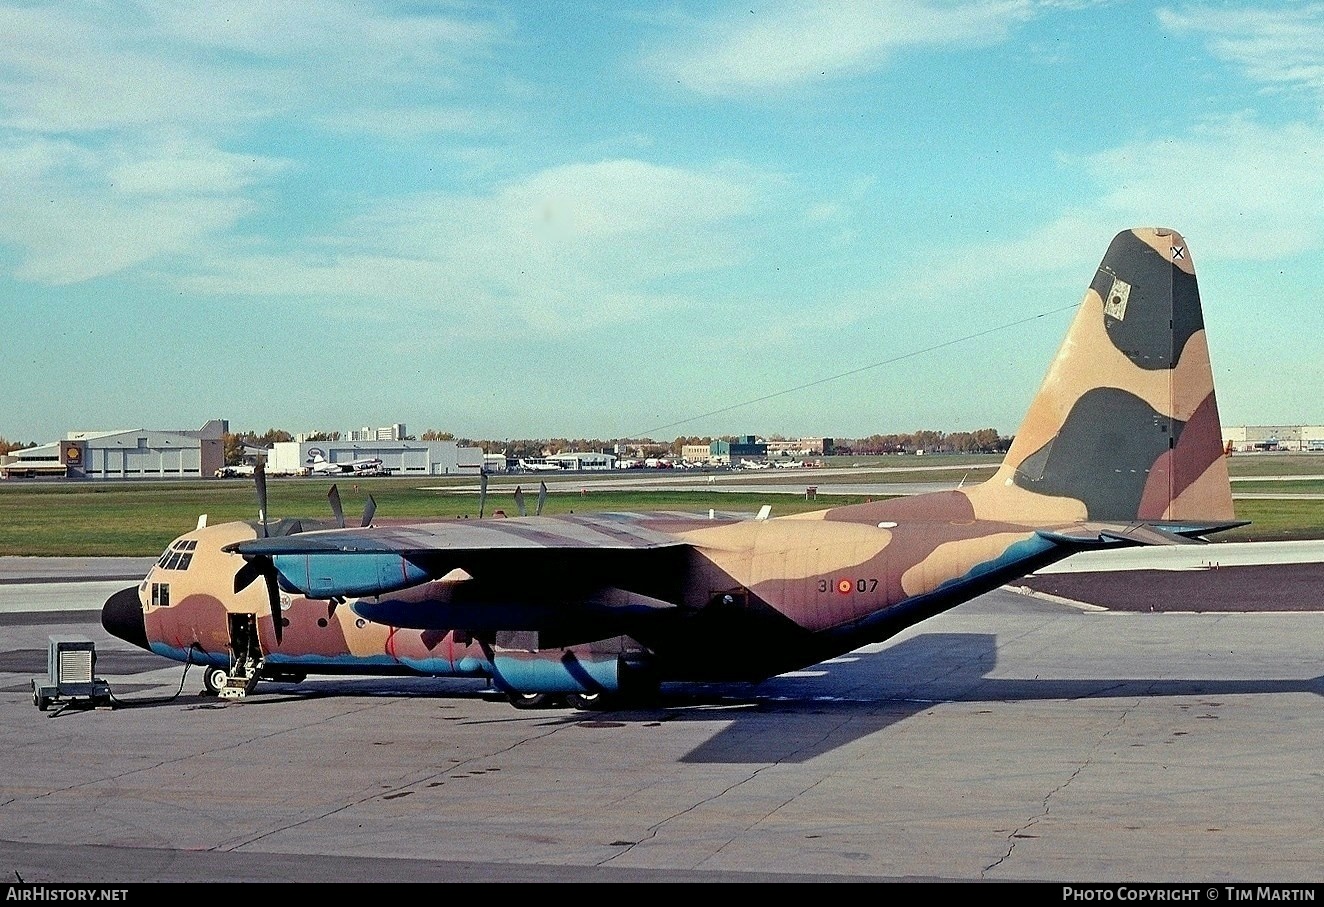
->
left=102, top=508, right=1073, bottom=696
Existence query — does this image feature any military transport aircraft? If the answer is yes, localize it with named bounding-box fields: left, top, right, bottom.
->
left=102, top=228, right=1242, bottom=709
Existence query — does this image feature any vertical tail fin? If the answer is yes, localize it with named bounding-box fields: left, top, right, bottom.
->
left=968, top=228, right=1234, bottom=524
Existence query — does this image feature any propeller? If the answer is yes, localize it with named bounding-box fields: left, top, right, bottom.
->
left=514, top=485, right=526, bottom=517
left=234, top=556, right=283, bottom=645
left=254, top=461, right=269, bottom=538
left=478, top=472, right=488, bottom=518
left=329, top=484, right=345, bottom=529
left=234, top=462, right=281, bottom=643
left=536, top=481, right=547, bottom=516
left=329, top=483, right=375, bottom=528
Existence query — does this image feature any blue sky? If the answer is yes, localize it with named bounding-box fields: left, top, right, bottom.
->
left=3, top=0, right=1322, bottom=445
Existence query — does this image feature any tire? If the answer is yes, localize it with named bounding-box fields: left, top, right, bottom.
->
left=34, top=689, right=49, bottom=712
left=507, top=691, right=553, bottom=709
left=202, top=667, right=228, bottom=696
left=566, top=691, right=612, bottom=711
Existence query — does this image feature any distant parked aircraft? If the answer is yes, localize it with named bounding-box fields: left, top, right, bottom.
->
left=307, top=453, right=389, bottom=476
left=517, top=458, right=564, bottom=472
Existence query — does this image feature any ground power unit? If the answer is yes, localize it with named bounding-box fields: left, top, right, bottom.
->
left=32, top=635, right=111, bottom=711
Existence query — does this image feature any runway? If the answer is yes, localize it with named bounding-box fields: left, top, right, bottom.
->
left=2, top=554, right=1323, bottom=884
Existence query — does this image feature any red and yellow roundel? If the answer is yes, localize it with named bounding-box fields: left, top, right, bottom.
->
left=836, top=579, right=852, bottom=594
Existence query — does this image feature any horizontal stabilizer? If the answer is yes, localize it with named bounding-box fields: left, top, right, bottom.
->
left=1037, top=520, right=1248, bottom=550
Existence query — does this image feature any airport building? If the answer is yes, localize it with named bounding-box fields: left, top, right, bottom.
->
left=268, top=439, right=482, bottom=476
left=0, top=420, right=227, bottom=480
left=765, top=437, right=834, bottom=458
left=1223, top=425, right=1324, bottom=452
left=710, top=436, right=767, bottom=466
left=680, top=444, right=713, bottom=464
left=346, top=423, right=408, bottom=442
left=546, top=451, right=618, bottom=470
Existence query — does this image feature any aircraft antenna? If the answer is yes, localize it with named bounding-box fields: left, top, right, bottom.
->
left=629, top=300, right=1078, bottom=437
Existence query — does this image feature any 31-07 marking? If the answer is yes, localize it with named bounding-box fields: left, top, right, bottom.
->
left=818, top=578, right=878, bottom=594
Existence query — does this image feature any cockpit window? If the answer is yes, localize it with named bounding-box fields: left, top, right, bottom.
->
left=157, top=539, right=196, bottom=571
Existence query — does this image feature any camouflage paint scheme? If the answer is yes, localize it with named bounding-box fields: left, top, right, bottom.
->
left=102, top=228, right=1241, bottom=708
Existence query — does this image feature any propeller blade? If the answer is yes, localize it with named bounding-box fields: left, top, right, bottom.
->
left=514, top=485, right=526, bottom=517
left=266, top=567, right=283, bottom=645
left=234, top=559, right=263, bottom=595
left=254, top=462, right=269, bottom=538
left=478, top=472, right=488, bottom=519
left=536, top=481, right=547, bottom=516
left=235, top=557, right=282, bottom=645
left=328, top=484, right=345, bottom=529
left=361, top=495, right=377, bottom=527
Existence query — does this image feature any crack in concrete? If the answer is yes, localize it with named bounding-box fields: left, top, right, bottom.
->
left=983, top=701, right=1135, bottom=878
left=599, top=711, right=853, bottom=869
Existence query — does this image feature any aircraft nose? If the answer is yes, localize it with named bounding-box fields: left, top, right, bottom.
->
left=101, top=586, right=149, bottom=651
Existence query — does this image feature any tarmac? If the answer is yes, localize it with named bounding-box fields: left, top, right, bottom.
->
left=2, top=547, right=1323, bottom=884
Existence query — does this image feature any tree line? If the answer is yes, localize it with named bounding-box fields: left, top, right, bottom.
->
left=0, top=436, right=38, bottom=455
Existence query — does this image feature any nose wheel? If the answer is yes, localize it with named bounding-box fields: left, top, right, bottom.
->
left=202, top=666, right=229, bottom=696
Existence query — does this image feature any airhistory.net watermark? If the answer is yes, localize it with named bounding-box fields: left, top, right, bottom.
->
left=5, top=889, right=127, bottom=901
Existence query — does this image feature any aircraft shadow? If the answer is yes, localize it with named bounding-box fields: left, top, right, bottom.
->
left=94, top=632, right=1320, bottom=765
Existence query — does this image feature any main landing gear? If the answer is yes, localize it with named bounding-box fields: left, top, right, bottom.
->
left=504, top=690, right=616, bottom=711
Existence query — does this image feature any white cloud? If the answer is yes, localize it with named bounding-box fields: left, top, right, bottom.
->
left=1159, top=4, right=1324, bottom=98
left=0, top=2, right=505, bottom=134
left=645, top=0, right=1033, bottom=96
left=1078, top=117, right=1324, bottom=260
left=173, top=159, right=771, bottom=333
left=0, top=138, right=285, bottom=283
left=909, top=115, right=1324, bottom=300
left=0, top=1, right=508, bottom=284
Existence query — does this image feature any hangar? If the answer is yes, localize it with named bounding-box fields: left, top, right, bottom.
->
left=268, top=439, right=482, bottom=476
left=0, top=420, right=227, bottom=480
left=1223, top=425, right=1324, bottom=452
left=546, top=451, right=617, bottom=470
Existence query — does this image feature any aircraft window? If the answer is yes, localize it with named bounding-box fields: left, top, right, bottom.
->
left=165, top=551, right=183, bottom=570
left=151, top=583, right=170, bottom=607
left=181, top=539, right=198, bottom=551
left=177, top=553, right=193, bottom=570
left=157, top=551, right=172, bottom=567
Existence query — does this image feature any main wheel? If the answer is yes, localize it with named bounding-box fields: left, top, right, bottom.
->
left=202, top=666, right=229, bottom=696
left=507, top=691, right=554, bottom=709
left=566, top=691, right=612, bottom=711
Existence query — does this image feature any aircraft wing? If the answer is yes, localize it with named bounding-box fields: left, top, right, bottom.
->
left=226, top=513, right=692, bottom=600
